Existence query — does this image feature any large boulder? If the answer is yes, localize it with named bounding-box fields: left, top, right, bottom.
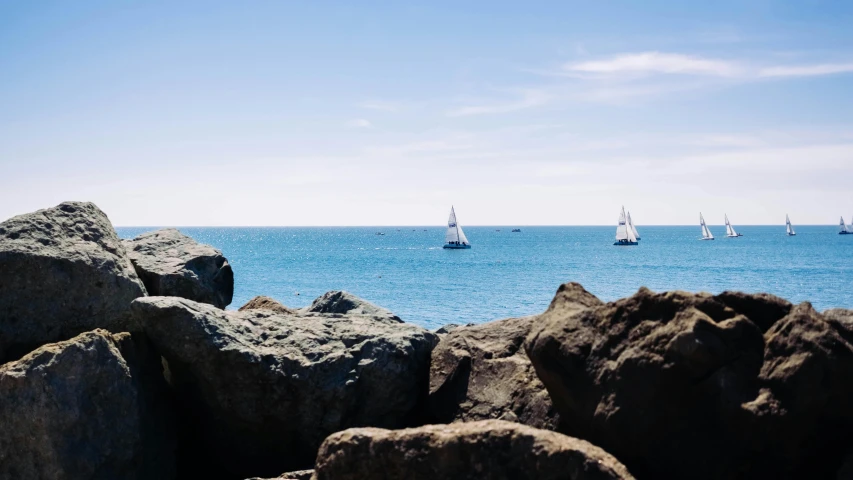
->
left=428, top=284, right=601, bottom=431
left=0, top=201, right=147, bottom=362
left=132, top=296, right=437, bottom=478
left=526, top=283, right=853, bottom=479
left=124, top=228, right=233, bottom=309
left=313, top=420, right=635, bottom=480
left=0, top=329, right=175, bottom=480
left=302, top=291, right=401, bottom=323
left=239, top=295, right=295, bottom=315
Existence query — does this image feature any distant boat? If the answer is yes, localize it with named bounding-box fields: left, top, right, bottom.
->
left=375, top=232, right=385, bottom=236
left=786, top=214, right=796, bottom=236
left=627, top=211, right=641, bottom=240
left=443, top=206, right=472, bottom=249
left=841, top=216, right=853, bottom=235
left=614, top=206, right=638, bottom=246
left=724, top=214, right=743, bottom=237
left=511, top=228, right=521, bottom=233
left=699, top=213, right=714, bottom=240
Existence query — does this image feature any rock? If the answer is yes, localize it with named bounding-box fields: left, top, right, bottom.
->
left=302, top=291, right=401, bottom=322
left=433, top=323, right=475, bottom=335
left=245, top=470, right=314, bottom=480
left=0, top=329, right=175, bottom=480
left=313, top=420, right=635, bottom=480
left=132, top=296, right=437, bottom=478
left=0, top=201, right=147, bottom=363
left=239, top=296, right=296, bottom=315
left=526, top=284, right=853, bottom=480
left=124, top=228, right=233, bottom=309
left=428, top=284, right=602, bottom=431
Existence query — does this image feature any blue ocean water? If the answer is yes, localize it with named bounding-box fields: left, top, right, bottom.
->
left=116, top=226, right=853, bottom=330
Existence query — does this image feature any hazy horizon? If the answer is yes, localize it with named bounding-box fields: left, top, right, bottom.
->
left=2, top=1, right=853, bottom=226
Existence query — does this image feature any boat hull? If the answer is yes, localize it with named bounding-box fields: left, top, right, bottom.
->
left=787, top=233, right=796, bottom=236
left=840, top=231, right=853, bottom=235
left=613, top=240, right=638, bottom=246
left=726, top=234, right=743, bottom=238
left=701, top=238, right=715, bottom=240
left=443, top=244, right=471, bottom=249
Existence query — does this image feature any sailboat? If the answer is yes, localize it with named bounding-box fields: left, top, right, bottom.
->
left=724, top=214, right=743, bottom=238
left=614, top=206, right=638, bottom=246
left=627, top=211, right=641, bottom=240
left=841, top=216, right=853, bottom=235
left=699, top=213, right=714, bottom=240
left=443, top=206, right=472, bottom=249
left=786, top=215, right=796, bottom=236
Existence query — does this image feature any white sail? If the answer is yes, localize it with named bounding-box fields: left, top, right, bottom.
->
left=626, top=214, right=638, bottom=243
left=700, top=213, right=714, bottom=239
left=627, top=211, right=640, bottom=240
left=724, top=214, right=739, bottom=237
left=786, top=214, right=795, bottom=235
left=615, top=206, right=629, bottom=241
left=445, top=206, right=470, bottom=245
left=841, top=216, right=848, bottom=234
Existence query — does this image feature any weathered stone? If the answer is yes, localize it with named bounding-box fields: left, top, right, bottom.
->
left=428, top=284, right=602, bottom=431
left=132, top=296, right=437, bottom=478
left=433, top=323, right=475, bottom=335
left=0, top=329, right=175, bottom=480
left=245, top=470, right=314, bottom=480
left=314, top=420, right=635, bottom=480
left=526, top=284, right=853, bottom=480
left=0, top=201, right=147, bottom=362
left=124, top=228, right=233, bottom=309
left=239, top=295, right=295, bottom=315
left=302, top=290, right=401, bottom=322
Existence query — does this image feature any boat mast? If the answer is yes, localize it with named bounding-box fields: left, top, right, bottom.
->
left=454, top=207, right=461, bottom=244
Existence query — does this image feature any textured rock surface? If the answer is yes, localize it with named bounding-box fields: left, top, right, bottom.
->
left=239, top=295, right=295, bottom=314
left=302, top=290, right=401, bottom=322
left=245, top=470, right=314, bottom=480
left=314, top=420, right=635, bottom=480
left=428, top=285, right=601, bottom=431
left=527, top=283, right=853, bottom=479
left=433, top=323, right=475, bottom=335
left=124, top=228, right=233, bottom=309
left=0, top=329, right=175, bottom=480
left=132, top=296, right=437, bottom=478
left=0, top=201, right=147, bottom=362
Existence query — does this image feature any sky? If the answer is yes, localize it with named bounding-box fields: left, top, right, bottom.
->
left=1, top=1, right=853, bottom=226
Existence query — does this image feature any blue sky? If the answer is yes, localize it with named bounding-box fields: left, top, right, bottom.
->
left=2, top=1, right=853, bottom=225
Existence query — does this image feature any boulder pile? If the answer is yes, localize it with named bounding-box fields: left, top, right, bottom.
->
left=2, top=201, right=853, bottom=480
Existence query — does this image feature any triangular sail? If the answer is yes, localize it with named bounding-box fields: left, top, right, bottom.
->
left=627, top=211, right=640, bottom=240
left=700, top=213, right=714, bottom=239
left=615, top=206, right=629, bottom=241
left=841, top=216, right=848, bottom=234
left=445, top=206, right=469, bottom=245
left=725, top=214, right=738, bottom=236
left=786, top=215, right=795, bottom=235
left=626, top=214, right=637, bottom=243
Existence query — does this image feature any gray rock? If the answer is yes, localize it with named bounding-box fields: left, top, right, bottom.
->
left=0, top=329, right=175, bottom=480
left=132, top=296, right=437, bottom=478
left=0, top=201, right=147, bottom=362
left=245, top=470, right=314, bottom=480
left=433, top=323, right=476, bottom=335
left=428, top=284, right=601, bottom=431
left=302, top=291, right=401, bottom=322
left=124, top=228, right=233, bottom=309
left=239, top=295, right=296, bottom=315
left=526, top=283, right=853, bottom=480
left=314, top=420, right=635, bottom=480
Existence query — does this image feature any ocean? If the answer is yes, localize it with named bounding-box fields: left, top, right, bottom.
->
left=116, top=226, right=853, bottom=330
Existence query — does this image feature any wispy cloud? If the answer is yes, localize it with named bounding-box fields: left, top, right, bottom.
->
left=566, top=52, right=741, bottom=77
left=346, top=118, right=373, bottom=128
left=446, top=89, right=551, bottom=117
left=759, top=63, right=853, bottom=77
left=357, top=101, right=400, bottom=112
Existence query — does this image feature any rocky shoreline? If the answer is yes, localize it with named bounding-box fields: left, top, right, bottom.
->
left=2, top=201, right=853, bottom=479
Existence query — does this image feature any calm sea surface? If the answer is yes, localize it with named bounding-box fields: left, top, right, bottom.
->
left=116, top=226, right=853, bottom=330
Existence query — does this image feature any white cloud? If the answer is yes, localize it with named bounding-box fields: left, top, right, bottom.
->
left=446, top=89, right=551, bottom=117
left=346, top=118, right=373, bottom=128
left=566, top=51, right=741, bottom=77
left=759, top=63, right=853, bottom=77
